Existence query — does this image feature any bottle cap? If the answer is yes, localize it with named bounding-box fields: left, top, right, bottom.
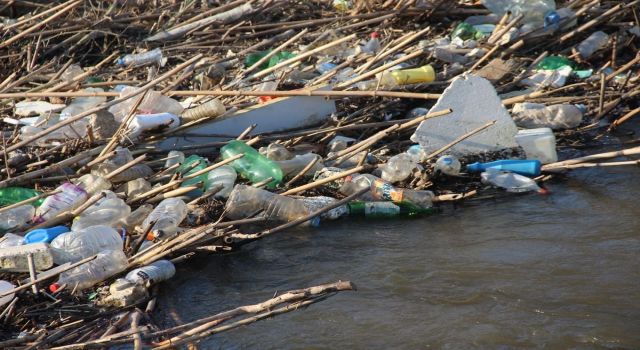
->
left=370, top=32, right=380, bottom=39
left=49, top=283, right=61, bottom=293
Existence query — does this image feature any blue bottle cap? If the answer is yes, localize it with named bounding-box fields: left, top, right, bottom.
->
left=24, top=225, right=69, bottom=244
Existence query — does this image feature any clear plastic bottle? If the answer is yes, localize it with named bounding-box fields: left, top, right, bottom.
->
left=221, top=140, right=283, bottom=189
left=434, top=155, right=462, bottom=176
left=141, top=198, right=187, bottom=238
left=275, top=153, right=325, bottom=178
left=0, top=204, right=34, bottom=231
left=259, top=143, right=293, bottom=161
left=340, top=174, right=435, bottom=208
left=0, top=243, right=54, bottom=272
left=481, top=168, right=543, bottom=193
left=108, top=87, right=184, bottom=123
left=60, top=88, right=106, bottom=119
left=299, top=196, right=349, bottom=221
left=51, top=250, right=128, bottom=292
left=577, top=31, right=609, bottom=59
left=50, top=225, right=123, bottom=264
left=361, top=32, right=381, bottom=55
left=117, top=48, right=166, bottom=67
left=204, top=165, right=237, bottom=198
left=120, top=178, right=152, bottom=198
left=512, top=103, right=584, bottom=130
left=224, top=185, right=315, bottom=224
left=60, top=64, right=84, bottom=82
left=75, top=173, right=112, bottom=195
left=165, top=150, right=185, bottom=168
left=71, top=192, right=131, bottom=231
left=123, top=204, right=154, bottom=233
left=36, top=183, right=88, bottom=221
left=125, top=259, right=175, bottom=285
left=380, top=154, right=416, bottom=183
left=481, top=0, right=555, bottom=26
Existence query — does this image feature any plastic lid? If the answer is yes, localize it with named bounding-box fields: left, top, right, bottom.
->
left=49, top=283, right=61, bottom=293
left=24, top=225, right=69, bottom=244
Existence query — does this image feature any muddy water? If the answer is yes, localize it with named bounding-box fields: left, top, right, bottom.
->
left=159, top=148, right=640, bottom=349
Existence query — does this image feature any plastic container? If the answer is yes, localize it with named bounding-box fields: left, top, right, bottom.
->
left=165, top=150, right=185, bottom=168
left=434, top=155, right=462, bottom=176
left=50, top=225, right=123, bottom=264
left=127, top=112, right=180, bottom=139
left=141, top=198, right=187, bottom=238
left=51, top=250, right=128, bottom=292
left=348, top=201, right=440, bottom=218
left=515, top=128, right=558, bottom=164
left=577, top=31, right=609, bottom=59
left=220, top=140, right=284, bottom=189
left=0, top=243, right=54, bottom=272
left=275, top=153, right=324, bottom=178
left=512, top=103, right=584, bottom=130
left=481, top=168, right=543, bottom=193
left=75, top=173, right=112, bottom=195
left=224, top=185, right=316, bottom=225
left=0, top=204, right=34, bottom=231
left=24, top=225, right=69, bottom=244
left=377, top=65, right=435, bottom=88
left=204, top=165, right=237, bottom=198
left=181, top=99, right=226, bottom=122
left=36, top=183, right=88, bottom=221
left=0, top=187, right=43, bottom=207
left=117, top=48, right=166, bottom=67
left=125, top=260, right=176, bottom=285
left=466, top=159, right=542, bottom=177
left=71, top=193, right=131, bottom=231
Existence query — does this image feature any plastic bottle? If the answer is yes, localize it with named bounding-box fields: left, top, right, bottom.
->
left=348, top=201, right=440, bottom=218
left=481, top=0, right=555, bottom=26
left=71, top=193, right=131, bottom=231
left=224, top=185, right=316, bottom=225
left=0, top=233, right=25, bottom=248
left=177, top=155, right=209, bottom=196
left=381, top=153, right=416, bottom=183
left=536, top=56, right=576, bottom=70
left=75, top=173, right=112, bottom=195
left=512, top=103, right=584, bottom=130
left=0, top=243, right=54, bottom=272
left=0, top=205, right=34, bottom=231
left=220, top=140, right=284, bottom=189
left=466, top=159, right=542, bottom=177
left=121, top=178, right=151, bottom=198
left=123, top=204, right=154, bottom=232
left=327, top=136, right=356, bottom=153
left=451, top=22, right=483, bottom=40
left=60, top=64, right=84, bottom=82
left=92, top=163, right=154, bottom=183
left=60, top=88, right=106, bottom=119
left=244, top=51, right=295, bottom=70
left=117, top=48, right=166, bottom=67
left=165, top=150, right=185, bottom=168
left=577, top=31, right=609, bottom=59
left=127, top=112, right=180, bottom=139
left=376, top=65, right=435, bottom=88
left=434, top=155, right=462, bottom=176
left=50, top=250, right=128, bottom=292
left=406, top=144, right=427, bottom=163
left=481, top=168, right=543, bottom=193
left=275, top=153, right=324, bottom=178
left=50, top=225, right=123, bottom=264
left=204, top=165, right=237, bottom=197
left=182, top=99, right=226, bottom=122
left=259, top=143, right=293, bottom=161
left=36, top=183, right=88, bottom=221
left=340, top=174, right=435, bottom=208
left=0, top=187, right=43, bottom=207
left=24, top=225, right=69, bottom=244
left=361, top=32, right=381, bottom=54
left=141, top=198, right=187, bottom=238
left=108, top=87, right=184, bottom=123
left=299, top=196, right=349, bottom=221
left=125, top=260, right=175, bottom=285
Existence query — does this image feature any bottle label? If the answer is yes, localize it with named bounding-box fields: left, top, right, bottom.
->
left=372, top=180, right=403, bottom=202
left=365, top=202, right=400, bottom=216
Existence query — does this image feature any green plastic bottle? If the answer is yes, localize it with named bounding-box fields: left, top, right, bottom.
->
left=176, top=155, right=209, bottom=196
left=220, top=140, right=283, bottom=189
left=347, top=201, right=440, bottom=218
left=244, top=51, right=296, bottom=70
left=536, top=56, right=577, bottom=70
left=0, top=187, right=43, bottom=207
left=451, top=22, right=483, bottom=41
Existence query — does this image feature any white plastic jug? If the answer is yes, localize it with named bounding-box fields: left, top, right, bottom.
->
left=515, top=128, right=558, bottom=164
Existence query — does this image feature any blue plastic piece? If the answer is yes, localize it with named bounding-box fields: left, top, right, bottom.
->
left=466, top=160, right=542, bottom=177
left=24, top=226, right=69, bottom=244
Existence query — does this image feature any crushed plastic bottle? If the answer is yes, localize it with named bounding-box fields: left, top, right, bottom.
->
left=536, top=56, right=576, bottom=70
left=221, top=140, right=283, bottom=189
left=125, top=260, right=175, bottom=285
left=120, top=178, right=151, bottom=198
left=71, top=192, right=131, bottom=231
left=141, top=198, right=187, bottom=239
left=451, top=22, right=483, bottom=41
left=0, top=205, right=34, bottom=231
left=60, top=88, right=106, bottom=119
left=123, top=204, right=154, bottom=233
left=36, top=183, right=88, bottom=221
left=117, top=48, right=166, bottom=67
left=50, top=250, right=128, bottom=292
left=204, top=165, right=237, bottom=198
left=0, top=233, right=25, bottom=248
left=51, top=225, right=123, bottom=264
left=481, top=168, right=543, bottom=193
left=91, top=163, right=154, bottom=184
left=225, top=185, right=318, bottom=225
left=512, top=103, right=584, bottom=130
left=244, top=51, right=295, bottom=70
left=299, top=196, right=349, bottom=221
left=0, top=187, right=43, bottom=207
left=577, top=31, right=609, bottom=59
left=434, top=155, right=462, bottom=176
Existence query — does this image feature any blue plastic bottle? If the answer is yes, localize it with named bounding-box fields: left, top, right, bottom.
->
left=466, top=160, right=542, bottom=177
left=24, top=226, right=69, bottom=244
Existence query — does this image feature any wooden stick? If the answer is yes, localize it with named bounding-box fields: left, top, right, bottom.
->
left=609, top=106, right=640, bottom=130
left=542, top=146, right=640, bottom=170
left=544, top=160, right=640, bottom=171
left=27, top=253, right=38, bottom=294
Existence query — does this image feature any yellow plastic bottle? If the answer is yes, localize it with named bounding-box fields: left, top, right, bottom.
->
left=377, top=65, right=436, bottom=88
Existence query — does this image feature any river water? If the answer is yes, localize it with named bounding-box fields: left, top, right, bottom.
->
left=158, top=145, right=640, bottom=349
